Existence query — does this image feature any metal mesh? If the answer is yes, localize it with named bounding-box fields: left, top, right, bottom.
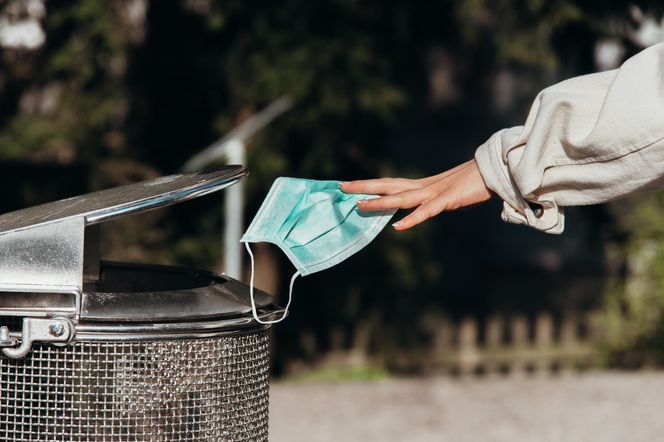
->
left=0, top=331, right=270, bottom=441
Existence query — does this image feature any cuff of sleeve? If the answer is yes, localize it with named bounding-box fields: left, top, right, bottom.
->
left=475, top=129, right=565, bottom=234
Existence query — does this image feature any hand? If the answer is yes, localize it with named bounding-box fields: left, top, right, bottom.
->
left=340, top=159, right=493, bottom=231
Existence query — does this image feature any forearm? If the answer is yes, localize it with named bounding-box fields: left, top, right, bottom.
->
left=476, top=43, right=664, bottom=233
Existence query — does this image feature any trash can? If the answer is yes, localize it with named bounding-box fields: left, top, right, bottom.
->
left=0, top=166, right=280, bottom=441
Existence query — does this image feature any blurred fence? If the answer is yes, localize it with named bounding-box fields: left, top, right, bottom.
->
left=405, top=312, right=600, bottom=375
left=287, top=311, right=601, bottom=377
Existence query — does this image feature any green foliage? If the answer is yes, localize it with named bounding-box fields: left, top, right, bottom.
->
left=600, top=194, right=664, bottom=367
left=210, top=0, right=408, bottom=180
left=455, top=0, right=583, bottom=69
left=0, top=1, right=131, bottom=163
left=281, top=364, right=390, bottom=383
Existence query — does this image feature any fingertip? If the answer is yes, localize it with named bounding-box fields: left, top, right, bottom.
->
left=393, top=216, right=418, bottom=231
left=356, top=199, right=370, bottom=211
left=341, top=181, right=361, bottom=194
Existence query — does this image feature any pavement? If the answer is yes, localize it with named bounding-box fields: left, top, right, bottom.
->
left=270, top=372, right=664, bottom=442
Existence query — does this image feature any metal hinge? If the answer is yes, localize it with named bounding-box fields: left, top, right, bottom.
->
left=0, top=317, right=74, bottom=359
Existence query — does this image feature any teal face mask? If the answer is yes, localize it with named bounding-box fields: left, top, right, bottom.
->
left=241, top=177, right=396, bottom=324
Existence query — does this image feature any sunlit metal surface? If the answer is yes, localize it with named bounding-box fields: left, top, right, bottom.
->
left=0, top=166, right=247, bottom=233
left=0, top=167, right=246, bottom=294
left=0, top=332, right=270, bottom=441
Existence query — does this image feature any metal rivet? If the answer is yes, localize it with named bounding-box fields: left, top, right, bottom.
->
left=49, top=323, right=65, bottom=337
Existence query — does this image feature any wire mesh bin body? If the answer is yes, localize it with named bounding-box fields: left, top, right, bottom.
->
left=1, top=333, right=270, bottom=441
left=0, top=168, right=281, bottom=441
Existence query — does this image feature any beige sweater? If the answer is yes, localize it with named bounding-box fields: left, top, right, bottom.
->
left=475, top=42, right=664, bottom=234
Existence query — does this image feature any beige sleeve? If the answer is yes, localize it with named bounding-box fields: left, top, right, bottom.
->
left=475, top=42, right=664, bottom=234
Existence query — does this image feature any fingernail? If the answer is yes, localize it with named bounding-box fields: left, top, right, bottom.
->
left=356, top=200, right=366, bottom=205
left=392, top=221, right=402, bottom=228
left=339, top=182, right=350, bottom=187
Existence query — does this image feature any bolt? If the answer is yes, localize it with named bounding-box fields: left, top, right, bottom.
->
left=49, top=322, right=65, bottom=337
left=0, top=326, right=15, bottom=347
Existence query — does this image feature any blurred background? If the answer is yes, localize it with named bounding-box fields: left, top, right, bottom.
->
left=1, top=0, right=664, bottom=440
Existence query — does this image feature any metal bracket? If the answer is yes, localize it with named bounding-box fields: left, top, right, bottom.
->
left=1, top=317, right=74, bottom=359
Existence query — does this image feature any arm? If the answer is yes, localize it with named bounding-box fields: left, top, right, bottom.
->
left=343, top=43, right=664, bottom=232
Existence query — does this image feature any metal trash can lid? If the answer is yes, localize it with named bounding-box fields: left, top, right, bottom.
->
left=0, top=166, right=246, bottom=232
left=0, top=166, right=247, bottom=295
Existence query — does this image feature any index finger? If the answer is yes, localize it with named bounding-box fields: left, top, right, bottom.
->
left=340, top=178, right=421, bottom=195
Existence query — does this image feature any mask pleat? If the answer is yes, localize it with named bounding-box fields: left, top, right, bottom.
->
left=283, top=191, right=362, bottom=247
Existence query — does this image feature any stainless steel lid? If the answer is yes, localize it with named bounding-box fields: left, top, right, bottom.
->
left=0, top=166, right=246, bottom=233
left=0, top=166, right=246, bottom=294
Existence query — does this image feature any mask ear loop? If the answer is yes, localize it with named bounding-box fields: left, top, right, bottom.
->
left=245, top=242, right=299, bottom=324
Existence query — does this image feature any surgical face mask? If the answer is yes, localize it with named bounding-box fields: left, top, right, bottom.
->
left=241, top=177, right=396, bottom=324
